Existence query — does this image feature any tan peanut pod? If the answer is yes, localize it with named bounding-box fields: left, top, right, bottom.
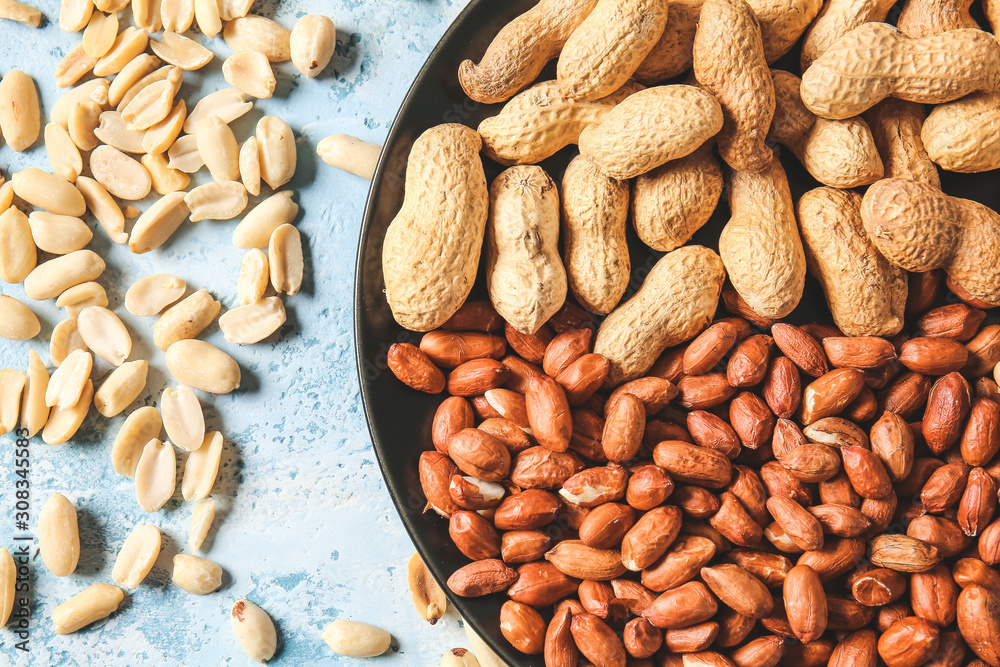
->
left=181, top=430, right=223, bottom=501
left=118, top=65, right=171, bottom=112
left=89, top=145, right=152, bottom=201
left=76, top=176, right=127, bottom=244
left=316, top=134, right=381, bottom=180
left=137, top=295, right=190, bottom=339
left=219, top=0, right=251, bottom=21
left=165, top=340, right=241, bottom=394
left=94, top=110, right=145, bottom=154
left=269, top=224, right=303, bottom=297
left=693, top=0, right=774, bottom=173
left=407, top=552, right=448, bottom=624
left=68, top=101, right=102, bottom=151
left=0, top=549, right=13, bottom=627
left=383, top=124, right=488, bottom=331
left=897, top=0, right=976, bottom=37
left=798, top=187, right=906, bottom=336
left=633, top=0, right=702, bottom=83
left=143, top=99, right=187, bottom=155
left=133, top=0, right=162, bottom=31
left=161, top=385, right=204, bottom=451
left=121, top=68, right=182, bottom=131
left=94, top=360, right=148, bottom=418
left=108, top=54, right=161, bottom=107
left=60, top=0, right=94, bottom=32
left=21, top=350, right=50, bottom=437
left=188, top=497, right=215, bottom=552
left=223, top=50, right=275, bottom=99
left=744, top=0, right=824, bottom=64
left=197, top=116, right=239, bottom=182
left=861, top=179, right=1000, bottom=306
left=82, top=11, right=118, bottom=58
left=478, top=80, right=641, bottom=166
left=0, top=207, right=37, bottom=283
left=594, top=245, right=726, bottom=386
left=768, top=70, right=883, bottom=188
left=51, top=78, right=109, bottom=127
left=55, top=44, right=98, bottom=88
left=0, top=296, right=39, bottom=341
left=561, top=155, right=629, bottom=315
left=223, top=15, right=291, bottom=62
left=24, top=250, right=104, bottom=301
left=184, top=87, right=252, bottom=134
left=865, top=100, right=940, bottom=188
left=631, top=145, right=723, bottom=252
left=231, top=599, right=277, bottom=663
left=557, top=0, right=668, bottom=101
left=922, top=92, right=1000, bottom=173
left=12, top=169, right=85, bottom=217
left=150, top=32, right=214, bottom=70
left=0, top=370, right=25, bottom=436
left=129, top=192, right=190, bottom=254
left=172, top=554, right=222, bottom=594
left=485, top=165, right=567, bottom=334
left=40, top=495, right=81, bottom=577
left=232, top=190, right=298, bottom=249
left=719, top=157, right=807, bottom=319
left=45, top=123, right=84, bottom=183
left=801, top=24, right=1000, bottom=120
left=48, top=344, right=93, bottom=399
left=238, top=249, right=269, bottom=306
left=56, top=282, right=108, bottom=317
left=154, top=288, right=222, bottom=350
left=239, top=137, right=261, bottom=195
left=579, top=85, right=724, bottom=180
left=135, top=438, right=176, bottom=512
left=458, top=0, right=596, bottom=103
left=257, top=115, right=296, bottom=189
left=219, top=297, right=286, bottom=344
left=52, top=584, right=123, bottom=634
left=94, top=27, right=149, bottom=77
left=77, top=306, right=131, bottom=366
left=111, top=406, right=161, bottom=477
left=194, top=0, right=221, bottom=37
left=800, top=0, right=897, bottom=69
left=50, top=318, right=87, bottom=367
left=143, top=153, right=191, bottom=195
left=112, top=524, right=161, bottom=588
left=161, top=0, right=193, bottom=32
left=290, top=14, right=335, bottom=78
left=42, top=379, right=93, bottom=445
left=184, top=181, right=248, bottom=221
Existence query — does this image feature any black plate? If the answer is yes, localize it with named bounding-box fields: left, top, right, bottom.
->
left=354, top=1, right=1000, bottom=664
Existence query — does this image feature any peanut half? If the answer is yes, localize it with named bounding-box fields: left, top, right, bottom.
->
left=20, top=350, right=50, bottom=438
left=42, top=379, right=93, bottom=445
left=0, top=70, right=41, bottom=152
left=188, top=497, right=215, bottom=552
left=218, top=297, right=286, bottom=345
left=161, top=385, right=205, bottom=452
left=0, top=369, right=26, bottom=436
left=56, top=282, right=109, bottom=318
left=124, top=273, right=187, bottom=317
left=134, top=438, right=176, bottom=512
left=111, top=406, right=162, bottom=477
left=52, top=584, right=124, bottom=634
left=38, top=493, right=80, bottom=577
left=76, top=306, right=132, bottom=366
left=0, top=295, right=40, bottom=341
left=94, top=360, right=149, bottom=418
left=407, top=552, right=447, bottom=625
left=111, top=524, right=161, bottom=588
left=165, top=340, right=241, bottom=394
left=181, top=430, right=223, bottom=501
left=50, top=318, right=88, bottom=367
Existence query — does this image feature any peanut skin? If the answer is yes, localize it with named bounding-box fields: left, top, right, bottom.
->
left=922, top=92, right=1000, bottom=173
left=693, top=0, right=775, bottom=172
left=382, top=124, right=488, bottom=331
left=719, top=156, right=806, bottom=320
left=769, top=69, right=883, bottom=188
left=594, top=245, right=725, bottom=387
left=631, top=145, right=723, bottom=253
left=799, top=0, right=897, bottom=70
left=578, top=85, right=724, bottom=180
left=800, top=24, right=1000, bottom=120
left=458, top=0, right=598, bottom=104
left=861, top=178, right=1000, bottom=307
left=797, top=187, right=906, bottom=336
left=557, top=0, right=668, bottom=101
left=560, top=155, right=630, bottom=316
left=485, top=166, right=567, bottom=335
left=477, top=80, right=642, bottom=167
left=864, top=98, right=941, bottom=186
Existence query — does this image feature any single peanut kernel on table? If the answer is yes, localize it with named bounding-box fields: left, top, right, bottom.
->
left=111, top=524, right=161, bottom=589
left=321, top=619, right=392, bottom=658
left=160, top=385, right=206, bottom=452
left=231, top=599, right=278, bottom=663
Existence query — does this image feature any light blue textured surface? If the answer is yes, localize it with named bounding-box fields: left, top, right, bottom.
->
left=0, top=0, right=476, bottom=663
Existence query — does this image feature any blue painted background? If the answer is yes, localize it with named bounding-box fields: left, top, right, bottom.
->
left=0, top=0, right=480, bottom=663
